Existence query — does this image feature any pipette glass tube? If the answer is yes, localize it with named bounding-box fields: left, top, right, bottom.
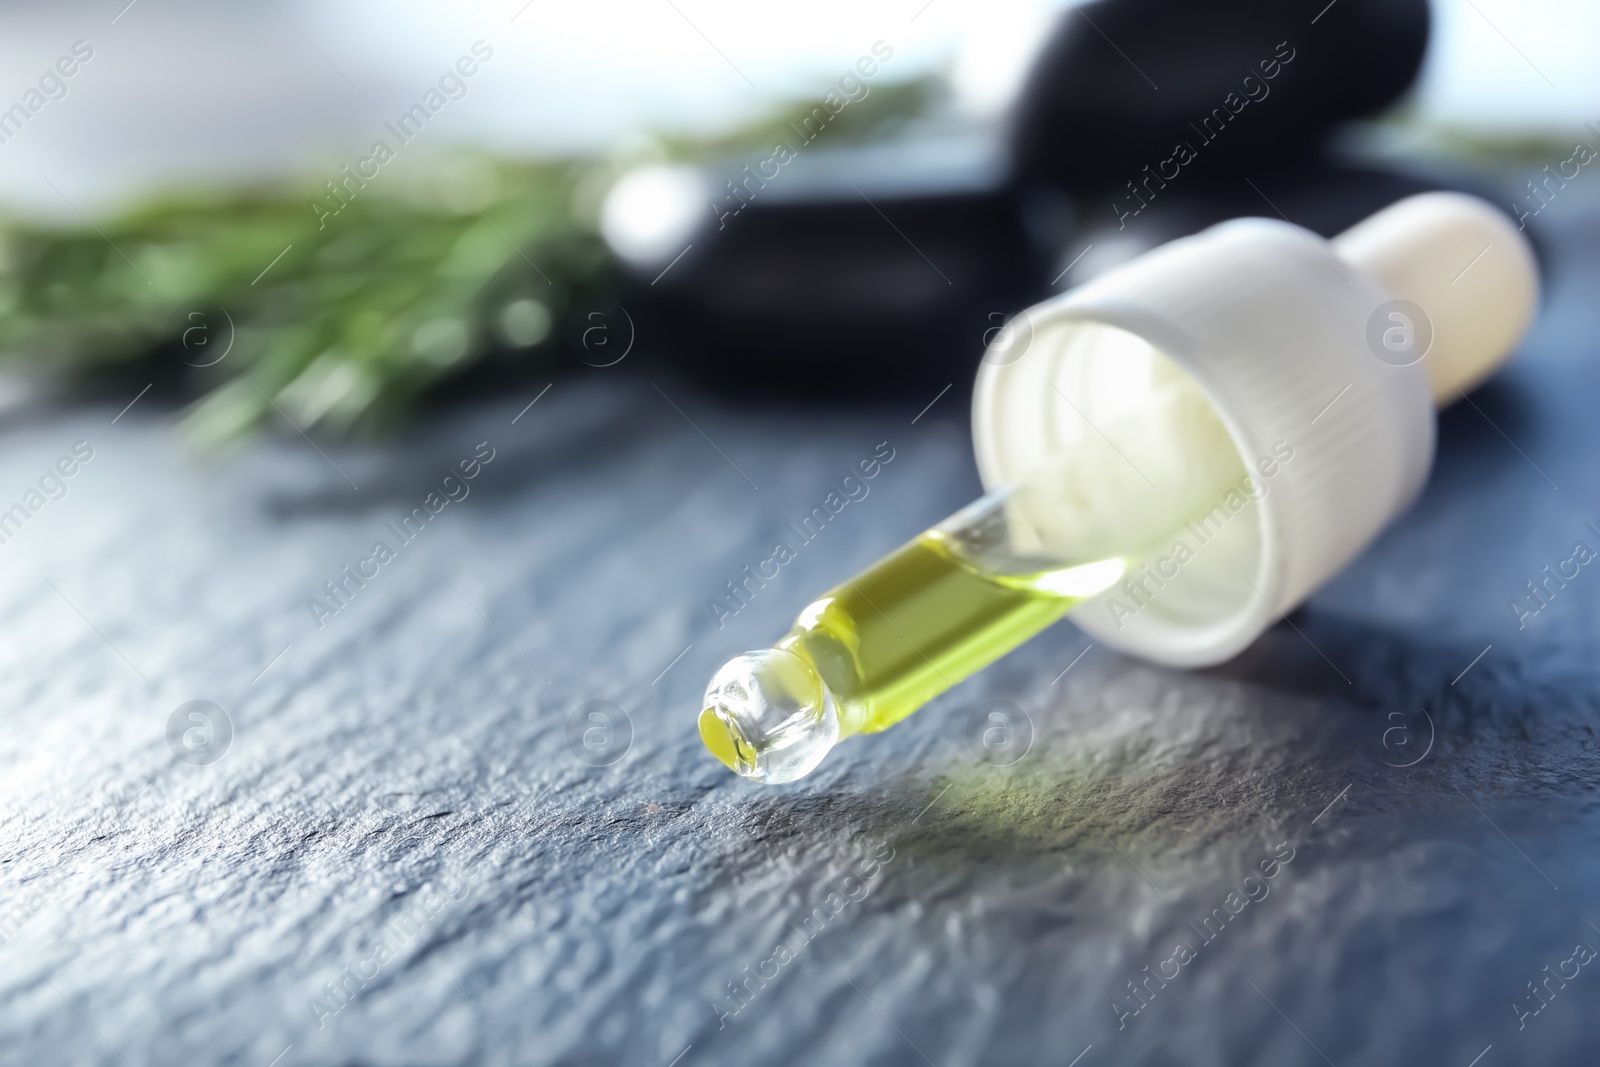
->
left=699, top=351, right=1250, bottom=783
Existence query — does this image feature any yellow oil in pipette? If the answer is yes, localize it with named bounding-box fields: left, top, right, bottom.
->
left=698, top=491, right=1129, bottom=783
left=700, top=363, right=1248, bottom=784
left=717, top=531, right=1120, bottom=742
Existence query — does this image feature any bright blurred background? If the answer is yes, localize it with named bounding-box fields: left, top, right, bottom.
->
left=0, top=0, right=1594, bottom=451
left=0, top=0, right=1595, bottom=214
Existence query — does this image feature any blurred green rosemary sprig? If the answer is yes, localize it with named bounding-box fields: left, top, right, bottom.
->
left=0, top=157, right=608, bottom=449
left=0, top=77, right=942, bottom=446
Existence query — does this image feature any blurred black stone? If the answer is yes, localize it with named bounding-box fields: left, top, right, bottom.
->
left=631, top=145, right=1055, bottom=400
left=1010, top=0, right=1431, bottom=192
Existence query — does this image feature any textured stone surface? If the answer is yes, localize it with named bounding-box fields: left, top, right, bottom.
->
left=5, top=205, right=1600, bottom=1067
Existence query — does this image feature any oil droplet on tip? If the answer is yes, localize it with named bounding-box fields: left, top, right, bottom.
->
left=698, top=706, right=743, bottom=772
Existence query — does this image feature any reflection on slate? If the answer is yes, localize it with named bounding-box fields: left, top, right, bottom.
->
left=4, top=198, right=1600, bottom=1067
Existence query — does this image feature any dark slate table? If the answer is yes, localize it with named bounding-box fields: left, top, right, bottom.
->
left=4, top=190, right=1600, bottom=1067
